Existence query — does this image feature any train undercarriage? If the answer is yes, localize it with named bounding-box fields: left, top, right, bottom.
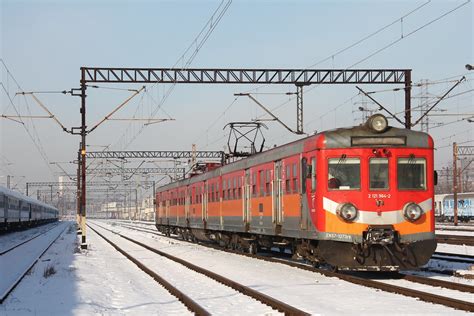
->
left=155, top=223, right=437, bottom=271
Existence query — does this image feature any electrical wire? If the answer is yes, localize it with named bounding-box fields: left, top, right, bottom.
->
left=251, top=0, right=470, bottom=129
left=114, top=0, right=232, bottom=150
left=1, top=60, right=56, bottom=178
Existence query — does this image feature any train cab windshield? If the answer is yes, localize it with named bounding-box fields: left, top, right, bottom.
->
left=369, top=158, right=389, bottom=190
left=397, top=157, right=426, bottom=190
left=328, top=157, right=360, bottom=190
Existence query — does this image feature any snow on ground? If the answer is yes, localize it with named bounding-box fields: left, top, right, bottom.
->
left=2, top=219, right=472, bottom=315
left=95, top=220, right=471, bottom=315
left=0, top=222, right=68, bottom=300
left=91, top=223, right=279, bottom=315
left=435, top=243, right=474, bottom=256
left=1, top=221, right=191, bottom=316
left=0, top=222, right=59, bottom=253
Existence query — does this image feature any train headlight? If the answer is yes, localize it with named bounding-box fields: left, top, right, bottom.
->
left=367, top=114, right=388, bottom=133
left=403, top=202, right=423, bottom=222
left=337, top=203, right=358, bottom=222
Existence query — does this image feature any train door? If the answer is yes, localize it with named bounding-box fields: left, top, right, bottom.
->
left=165, top=194, right=170, bottom=222
left=273, top=161, right=283, bottom=225
left=300, top=156, right=313, bottom=230
left=243, top=169, right=251, bottom=228
left=202, top=182, right=208, bottom=224
left=185, top=187, right=190, bottom=223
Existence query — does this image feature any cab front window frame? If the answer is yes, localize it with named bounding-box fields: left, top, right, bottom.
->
left=397, top=156, right=427, bottom=191
left=327, top=156, right=361, bottom=191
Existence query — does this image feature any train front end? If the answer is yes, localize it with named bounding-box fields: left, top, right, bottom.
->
left=314, top=114, right=436, bottom=270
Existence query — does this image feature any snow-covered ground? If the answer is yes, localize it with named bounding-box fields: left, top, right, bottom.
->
left=1, top=220, right=473, bottom=315
left=435, top=243, right=474, bottom=256
left=0, top=222, right=59, bottom=253
left=95, top=220, right=472, bottom=314
left=1, top=222, right=191, bottom=315
left=0, top=222, right=68, bottom=301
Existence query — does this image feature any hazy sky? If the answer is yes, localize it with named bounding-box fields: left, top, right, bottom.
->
left=1, top=0, right=473, bottom=191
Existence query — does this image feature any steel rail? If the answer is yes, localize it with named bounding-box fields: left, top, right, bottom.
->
left=0, top=222, right=60, bottom=255
left=436, top=234, right=474, bottom=246
left=435, top=252, right=474, bottom=260
left=0, top=223, right=68, bottom=304
left=431, top=253, right=474, bottom=264
left=102, top=220, right=474, bottom=312
left=399, top=273, right=474, bottom=294
left=87, top=224, right=210, bottom=316
left=91, top=221, right=310, bottom=315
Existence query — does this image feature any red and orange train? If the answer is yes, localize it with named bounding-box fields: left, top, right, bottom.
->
left=155, top=114, right=436, bottom=270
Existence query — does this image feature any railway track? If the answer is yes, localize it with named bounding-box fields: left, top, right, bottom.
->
left=89, top=222, right=309, bottom=315
left=431, top=252, right=474, bottom=264
left=0, top=222, right=60, bottom=255
left=101, top=220, right=474, bottom=312
left=0, top=223, right=69, bottom=304
left=108, top=221, right=474, bottom=266
left=436, top=234, right=474, bottom=246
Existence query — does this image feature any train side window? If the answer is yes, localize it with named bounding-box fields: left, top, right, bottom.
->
left=285, top=165, right=291, bottom=194
left=293, top=163, right=298, bottom=193
left=212, top=184, right=215, bottom=202
left=398, top=157, right=426, bottom=190
left=252, top=173, right=257, bottom=197
left=311, top=157, right=317, bottom=192
left=328, top=157, right=361, bottom=190
left=266, top=170, right=271, bottom=195
left=369, top=158, right=389, bottom=190
left=259, top=170, right=265, bottom=197
left=216, top=183, right=220, bottom=201
left=223, top=180, right=226, bottom=200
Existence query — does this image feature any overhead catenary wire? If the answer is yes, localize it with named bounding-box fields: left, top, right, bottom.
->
left=113, top=0, right=232, bottom=150
left=88, top=86, right=146, bottom=134
left=251, top=0, right=470, bottom=129
left=0, top=60, right=56, bottom=178
left=241, top=0, right=432, bottom=95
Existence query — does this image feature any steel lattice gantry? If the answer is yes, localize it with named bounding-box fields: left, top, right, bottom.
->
left=85, top=150, right=225, bottom=165
left=27, top=181, right=155, bottom=187
left=86, top=167, right=186, bottom=175
left=81, top=67, right=413, bottom=132
left=458, top=146, right=474, bottom=156
left=83, top=68, right=409, bottom=85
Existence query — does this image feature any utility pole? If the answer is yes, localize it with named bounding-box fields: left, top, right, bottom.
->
left=453, top=142, right=458, bottom=226
left=76, top=143, right=81, bottom=234
left=80, top=68, right=87, bottom=249
left=404, top=70, right=412, bottom=129
left=6, top=175, right=10, bottom=189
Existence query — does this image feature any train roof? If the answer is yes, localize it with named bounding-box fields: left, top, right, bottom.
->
left=0, top=185, right=59, bottom=210
left=323, top=125, right=431, bottom=149
left=156, top=122, right=432, bottom=193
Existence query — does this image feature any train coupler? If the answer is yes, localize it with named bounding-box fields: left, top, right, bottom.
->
left=363, top=225, right=397, bottom=246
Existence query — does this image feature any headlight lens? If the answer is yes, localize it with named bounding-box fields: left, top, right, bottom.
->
left=337, top=203, right=358, bottom=222
left=367, top=114, right=388, bottom=133
left=403, top=202, right=423, bottom=222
